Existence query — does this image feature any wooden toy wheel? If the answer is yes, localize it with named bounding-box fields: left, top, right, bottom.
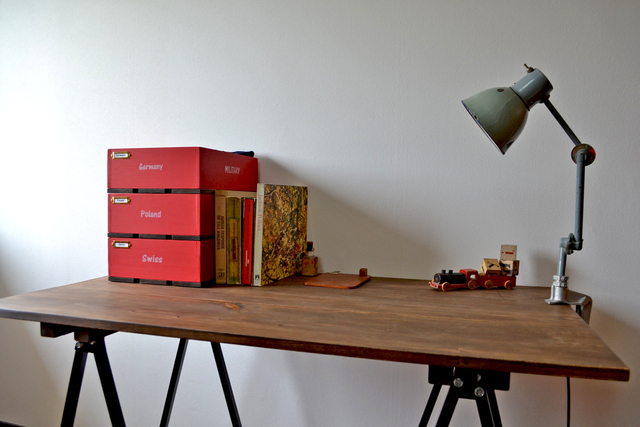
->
left=504, top=280, right=514, bottom=290
left=467, top=280, right=479, bottom=290
left=441, top=282, right=451, bottom=292
left=484, top=280, right=494, bottom=289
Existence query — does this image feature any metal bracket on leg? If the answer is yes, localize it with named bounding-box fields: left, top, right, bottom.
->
left=160, top=339, right=242, bottom=427
left=60, top=332, right=126, bottom=427
left=418, top=367, right=509, bottom=427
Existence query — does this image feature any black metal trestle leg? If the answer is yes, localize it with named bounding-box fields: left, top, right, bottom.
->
left=419, top=367, right=509, bottom=427
left=60, top=344, right=88, bottom=427
left=160, top=339, right=242, bottom=427
left=418, top=384, right=442, bottom=427
left=159, top=338, right=189, bottom=427
left=61, top=336, right=126, bottom=427
left=211, top=342, right=242, bottom=427
left=485, top=389, right=502, bottom=427
left=436, top=388, right=460, bottom=427
left=474, top=389, right=501, bottom=427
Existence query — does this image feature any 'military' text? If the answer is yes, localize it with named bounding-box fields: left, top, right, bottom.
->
left=225, top=166, right=240, bottom=174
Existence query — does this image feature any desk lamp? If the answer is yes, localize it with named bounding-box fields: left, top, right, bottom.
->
left=462, top=64, right=594, bottom=322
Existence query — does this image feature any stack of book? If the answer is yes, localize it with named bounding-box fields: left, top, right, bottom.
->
left=214, top=190, right=256, bottom=285
left=216, top=184, right=309, bottom=286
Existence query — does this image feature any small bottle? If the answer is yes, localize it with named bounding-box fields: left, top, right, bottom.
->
left=301, top=241, right=319, bottom=276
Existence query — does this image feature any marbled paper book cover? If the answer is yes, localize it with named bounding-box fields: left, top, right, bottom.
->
left=253, top=184, right=308, bottom=286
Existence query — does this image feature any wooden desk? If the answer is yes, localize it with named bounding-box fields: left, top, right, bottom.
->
left=0, top=276, right=629, bottom=426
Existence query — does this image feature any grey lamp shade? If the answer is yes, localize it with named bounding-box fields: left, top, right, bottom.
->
left=462, top=67, right=554, bottom=155
left=462, top=87, right=528, bottom=155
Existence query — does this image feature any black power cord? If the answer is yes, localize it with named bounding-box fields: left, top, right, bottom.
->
left=567, top=377, right=571, bottom=427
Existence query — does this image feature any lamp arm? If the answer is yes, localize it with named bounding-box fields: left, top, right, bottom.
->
left=541, top=99, right=596, bottom=260
left=542, top=98, right=582, bottom=146
left=557, top=151, right=587, bottom=278
left=543, top=98, right=596, bottom=323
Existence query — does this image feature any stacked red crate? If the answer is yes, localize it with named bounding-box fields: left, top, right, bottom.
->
left=107, top=147, right=258, bottom=287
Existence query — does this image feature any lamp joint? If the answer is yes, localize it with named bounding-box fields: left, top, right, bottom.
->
left=571, top=144, right=596, bottom=165
left=561, top=233, right=583, bottom=253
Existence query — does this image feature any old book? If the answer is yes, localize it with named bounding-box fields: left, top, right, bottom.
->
left=253, top=184, right=308, bottom=286
left=214, top=190, right=256, bottom=284
left=227, top=197, right=242, bottom=285
left=242, top=198, right=256, bottom=285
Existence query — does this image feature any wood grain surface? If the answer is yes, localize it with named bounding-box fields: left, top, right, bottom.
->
left=0, top=276, right=629, bottom=381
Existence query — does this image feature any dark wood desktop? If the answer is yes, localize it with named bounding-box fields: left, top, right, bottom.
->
left=0, top=276, right=629, bottom=426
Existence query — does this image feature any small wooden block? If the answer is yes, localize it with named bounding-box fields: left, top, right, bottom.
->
left=304, top=273, right=371, bottom=289
left=500, top=245, right=517, bottom=261
left=480, top=258, right=502, bottom=276
left=500, top=260, right=520, bottom=276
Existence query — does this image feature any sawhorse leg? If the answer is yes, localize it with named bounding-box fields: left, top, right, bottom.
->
left=211, top=342, right=242, bottom=427
left=160, top=339, right=242, bottom=427
left=418, top=367, right=509, bottom=427
left=60, top=331, right=126, bottom=427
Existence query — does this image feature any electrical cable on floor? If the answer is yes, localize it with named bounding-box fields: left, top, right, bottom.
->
left=567, top=377, right=571, bottom=427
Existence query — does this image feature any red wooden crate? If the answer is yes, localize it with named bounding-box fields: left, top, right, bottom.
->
left=108, top=193, right=214, bottom=237
left=108, top=237, right=215, bottom=286
left=107, top=147, right=258, bottom=191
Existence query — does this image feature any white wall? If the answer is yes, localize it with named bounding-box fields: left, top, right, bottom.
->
left=1, top=0, right=639, bottom=425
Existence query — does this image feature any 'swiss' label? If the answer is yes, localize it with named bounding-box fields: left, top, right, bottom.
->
left=142, top=254, right=163, bottom=263
left=112, top=241, right=131, bottom=249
